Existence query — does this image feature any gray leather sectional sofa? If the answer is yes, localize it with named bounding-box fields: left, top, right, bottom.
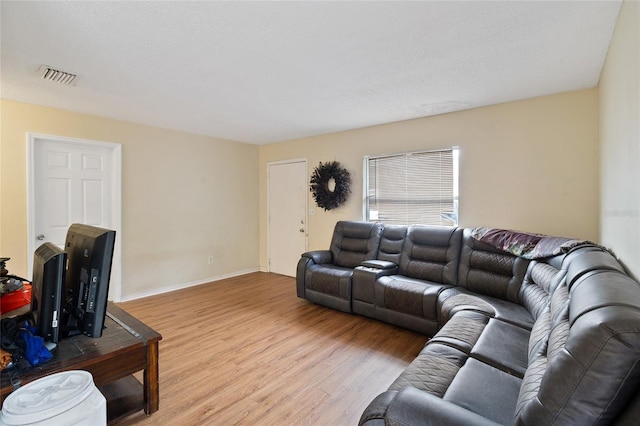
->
left=296, top=221, right=640, bottom=425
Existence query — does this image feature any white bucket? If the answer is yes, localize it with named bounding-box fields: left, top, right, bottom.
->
left=0, top=370, right=106, bottom=426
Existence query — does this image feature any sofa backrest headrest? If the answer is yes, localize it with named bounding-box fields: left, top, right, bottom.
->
left=458, top=228, right=530, bottom=303
left=519, top=255, right=566, bottom=320
left=516, top=269, right=640, bottom=425
left=397, top=225, right=462, bottom=285
left=377, top=225, right=408, bottom=265
left=565, top=246, right=625, bottom=289
left=569, top=270, right=640, bottom=325
left=330, top=221, right=384, bottom=268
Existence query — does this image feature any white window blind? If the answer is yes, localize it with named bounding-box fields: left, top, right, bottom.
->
left=365, top=148, right=458, bottom=226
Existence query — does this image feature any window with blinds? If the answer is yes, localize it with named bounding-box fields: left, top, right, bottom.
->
left=364, top=148, right=458, bottom=226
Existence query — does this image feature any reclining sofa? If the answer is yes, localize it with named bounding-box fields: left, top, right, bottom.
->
left=296, top=221, right=640, bottom=425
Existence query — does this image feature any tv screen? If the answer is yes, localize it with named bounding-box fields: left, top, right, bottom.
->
left=31, top=242, right=66, bottom=343
left=62, top=224, right=116, bottom=338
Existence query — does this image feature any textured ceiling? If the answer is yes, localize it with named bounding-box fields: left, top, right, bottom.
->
left=0, top=1, right=622, bottom=144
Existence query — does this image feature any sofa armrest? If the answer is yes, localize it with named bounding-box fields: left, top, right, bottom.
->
left=302, top=250, right=332, bottom=264
left=297, top=251, right=331, bottom=299
left=360, top=259, right=398, bottom=270
left=354, top=264, right=398, bottom=279
left=359, top=391, right=399, bottom=425
left=353, top=264, right=399, bottom=306
left=384, top=387, right=502, bottom=426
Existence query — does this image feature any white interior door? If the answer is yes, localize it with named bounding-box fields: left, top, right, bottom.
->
left=268, top=159, right=307, bottom=276
left=35, top=141, right=112, bottom=246
left=28, top=134, right=122, bottom=301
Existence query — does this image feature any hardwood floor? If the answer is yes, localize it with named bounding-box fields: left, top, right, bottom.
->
left=113, top=272, right=426, bottom=425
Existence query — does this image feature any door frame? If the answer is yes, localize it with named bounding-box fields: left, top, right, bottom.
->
left=267, top=158, right=308, bottom=274
left=26, top=133, right=123, bottom=302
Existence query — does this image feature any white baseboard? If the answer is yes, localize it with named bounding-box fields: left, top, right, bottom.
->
left=119, top=267, right=261, bottom=302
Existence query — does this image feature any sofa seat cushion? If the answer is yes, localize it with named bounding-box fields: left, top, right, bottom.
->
left=376, top=275, right=451, bottom=321
left=438, top=286, right=535, bottom=330
left=470, top=318, right=529, bottom=378
left=366, top=343, right=521, bottom=426
left=430, top=310, right=529, bottom=378
left=443, top=358, right=522, bottom=426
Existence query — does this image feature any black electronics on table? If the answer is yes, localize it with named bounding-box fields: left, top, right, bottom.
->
left=30, top=223, right=116, bottom=342
left=30, top=242, right=66, bottom=343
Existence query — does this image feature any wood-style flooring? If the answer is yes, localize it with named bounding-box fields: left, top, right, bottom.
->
left=113, top=272, right=425, bottom=425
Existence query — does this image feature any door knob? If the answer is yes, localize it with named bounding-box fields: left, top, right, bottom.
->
left=36, top=234, right=45, bottom=240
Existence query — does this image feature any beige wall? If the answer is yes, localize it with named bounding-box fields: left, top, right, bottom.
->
left=0, top=100, right=260, bottom=300
left=1, top=90, right=604, bottom=299
left=1, top=64, right=609, bottom=297
left=259, top=89, right=600, bottom=270
left=599, top=0, right=640, bottom=280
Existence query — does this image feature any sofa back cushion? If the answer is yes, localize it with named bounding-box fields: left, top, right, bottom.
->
left=515, top=264, right=640, bottom=425
left=397, top=225, right=462, bottom=285
left=519, top=254, right=565, bottom=320
left=330, top=221, right=384, bottom=268
left=458, top=228, right=530, bottom=303
left=565, top=246, right=626, bottom=288
left=377, top=225, right=408, bottom=265
left=519, top=247, right=612, bottom=321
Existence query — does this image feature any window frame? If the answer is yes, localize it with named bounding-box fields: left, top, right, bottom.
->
left=363, top=147, right=459, bottom=226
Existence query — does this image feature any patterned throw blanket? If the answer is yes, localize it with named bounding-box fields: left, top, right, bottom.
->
left=470, top=227, right=601, bottom=259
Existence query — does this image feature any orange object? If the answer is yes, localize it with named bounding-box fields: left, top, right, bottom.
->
left=0, top=283, right=32, bottom=314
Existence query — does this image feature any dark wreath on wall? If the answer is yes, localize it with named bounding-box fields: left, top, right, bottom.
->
left=310, top=161, right=352, bottom=211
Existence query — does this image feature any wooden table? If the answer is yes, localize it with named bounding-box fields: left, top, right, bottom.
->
left=0, top=302, right=162, bottom=422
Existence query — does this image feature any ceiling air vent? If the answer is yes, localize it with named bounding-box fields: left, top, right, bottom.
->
left=39, top=65, right=77, bottom=85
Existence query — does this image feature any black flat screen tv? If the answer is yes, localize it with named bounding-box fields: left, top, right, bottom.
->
left=62, top=223, right=116, bottom=338
left=31, top=242, right=67, bottom=343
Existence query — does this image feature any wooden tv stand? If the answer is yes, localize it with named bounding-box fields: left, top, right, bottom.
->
left=0, top=302, right=162, bottom=422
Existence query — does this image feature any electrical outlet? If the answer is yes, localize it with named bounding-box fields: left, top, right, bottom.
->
left=208, top=256, right=214, bottom=264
